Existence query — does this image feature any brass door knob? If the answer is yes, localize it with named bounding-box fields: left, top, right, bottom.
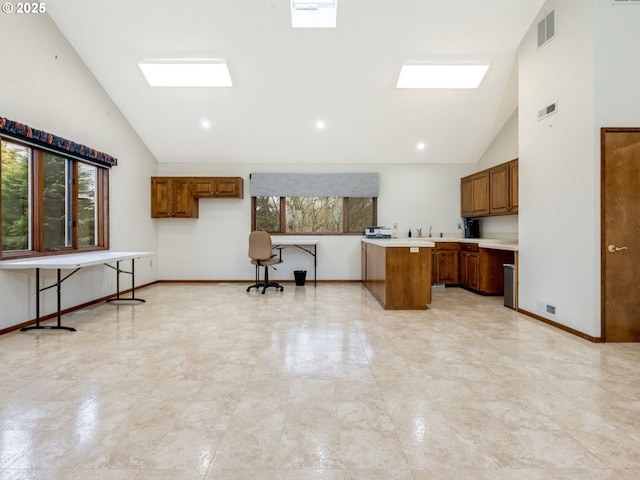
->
left=607, top=244, right=628, bottom=253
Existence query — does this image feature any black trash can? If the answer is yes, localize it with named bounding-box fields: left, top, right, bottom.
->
left=504, top=264, right=516, bottom=309
left=294, top=270, right=307, bottom=286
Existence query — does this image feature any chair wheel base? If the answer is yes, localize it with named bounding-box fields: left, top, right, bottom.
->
left=247, top=282, right=284, bottom=294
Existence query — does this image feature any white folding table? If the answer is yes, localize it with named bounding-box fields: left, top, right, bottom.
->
left=270, top=238, right=318, bottom=287
left=0, top=251, right=154, bottom=332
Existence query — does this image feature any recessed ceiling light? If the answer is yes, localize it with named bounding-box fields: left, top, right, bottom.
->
left=291, top=0, right=337, bottom=28
left=396, top=62, right=490, bottom=89
left=316, top=120, right=326, bottom=129
left=201, top=120, right=211, bottom=129
left=138, top=59, right=232, bottom=87
left=416, top=142, right=426, bottom=151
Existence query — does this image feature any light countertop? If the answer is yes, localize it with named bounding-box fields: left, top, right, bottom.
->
left=362, top=237, right=518, bottom=251
left=362, top=238, right=436, bottom=248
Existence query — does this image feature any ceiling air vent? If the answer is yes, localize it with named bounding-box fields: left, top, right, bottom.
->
left=537, top=10, right=556, bottom=48
left=538, top=101, right=557, bottom=121
left=291, top=0, right=337, bottom=28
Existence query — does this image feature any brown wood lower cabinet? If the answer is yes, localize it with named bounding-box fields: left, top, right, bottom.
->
left=460, top=246, right=479, bottom=290
left=362, top=241, right=432, bottom=310
left=433, top=242, right=459, bottom=284
left=460, top=243, right=514, bottom=295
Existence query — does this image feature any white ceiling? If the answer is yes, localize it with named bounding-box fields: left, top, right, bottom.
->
left=46, top=0, right=545, bottom=165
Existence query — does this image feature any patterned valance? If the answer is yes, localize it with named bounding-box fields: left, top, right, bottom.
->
left=0, top=116, right=117, bottom=167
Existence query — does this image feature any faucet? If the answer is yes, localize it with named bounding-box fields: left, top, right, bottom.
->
left=428, top=226, right=432, bottom=238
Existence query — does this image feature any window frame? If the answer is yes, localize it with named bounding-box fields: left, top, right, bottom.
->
left=251, top=195, right=377, bottom=235
left=1, top=136, right=110, bottom=260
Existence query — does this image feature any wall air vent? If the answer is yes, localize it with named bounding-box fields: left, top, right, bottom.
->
left=291, top=0, right=337, bottom=28
left=538, top=101, right=558, bottom=121
left=537, top=10, right=556, bottom=48
left=537, top=300, right=557, bottom=316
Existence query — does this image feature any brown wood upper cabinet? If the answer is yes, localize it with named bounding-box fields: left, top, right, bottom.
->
left=509, top=160, right=518, bottom=214
left=461, top=159, right=518, bottom=218
left=151, top=176, right=243, bottom=218
left=461, top=171, right=490, bottom=217
left=490, top=159, right=518, bottom=215
left=151, top=177, right=197, bottom=218
left=192, top=177, right=244, bottom=198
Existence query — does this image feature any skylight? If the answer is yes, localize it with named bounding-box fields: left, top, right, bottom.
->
left=291, top=0, right=337, bottom=28
left=138, top=59, right=232, bottom=87
left=396, top=62, right=490, bottom=89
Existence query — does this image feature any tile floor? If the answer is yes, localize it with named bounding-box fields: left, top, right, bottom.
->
left=1, top=283, right=640, bottom=480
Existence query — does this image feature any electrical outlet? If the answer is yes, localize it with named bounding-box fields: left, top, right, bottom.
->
left=457, top=223, right=462, bottom=229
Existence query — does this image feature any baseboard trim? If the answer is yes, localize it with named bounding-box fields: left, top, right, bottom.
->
left=155, top=279, right=362, bottom=284
left=518, top=308, right=602, bottom=343
left=0, top=282, right=156, bottom=336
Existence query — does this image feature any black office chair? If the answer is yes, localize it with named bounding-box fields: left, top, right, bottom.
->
left=247, top=231, right=284, bottom=294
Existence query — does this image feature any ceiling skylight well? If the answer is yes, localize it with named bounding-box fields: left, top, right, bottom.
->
left=138, top=59, right=232, bottom=87
left=396, top=62, right=490, bottom=89
left=291, top=0, right=337, bottom=28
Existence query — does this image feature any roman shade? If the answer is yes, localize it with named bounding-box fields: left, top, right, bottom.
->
left=250, top=172, right=378, bottom=197
left=0, top=116, right=117, bottom=168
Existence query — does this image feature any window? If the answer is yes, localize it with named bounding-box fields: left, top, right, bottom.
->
left=77, top=162, right=98, bottom=247
left=252, top=195, right=376, bottom=234
left=1, top=137, right=109, bottom=258
left=1, top=141, right=30, bottom=251
left=250, top=172, right=379, bottom=235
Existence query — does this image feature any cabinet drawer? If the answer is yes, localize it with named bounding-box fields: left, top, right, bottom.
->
left=436, top=242, right=459, bottom=251
left=460, top=242, right=479, bottom=253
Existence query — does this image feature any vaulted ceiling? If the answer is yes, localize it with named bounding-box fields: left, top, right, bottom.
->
left=47, top=0, right=545, bottom=164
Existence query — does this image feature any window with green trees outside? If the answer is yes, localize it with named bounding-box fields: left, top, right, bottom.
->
left=253, top=195, right=375, bottom=234
left=1, top=138, right=109, bottom=258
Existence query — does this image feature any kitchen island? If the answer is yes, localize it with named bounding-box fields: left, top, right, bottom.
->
left=361, top=238, right=434, bottom=310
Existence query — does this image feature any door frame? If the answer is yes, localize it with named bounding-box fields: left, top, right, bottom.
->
left=600, top=127, right=640, bottom=342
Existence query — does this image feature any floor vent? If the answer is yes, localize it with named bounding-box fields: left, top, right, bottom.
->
left=538, top=101, right=557, bottom=121
left=537, top=10, right=556, bottom=48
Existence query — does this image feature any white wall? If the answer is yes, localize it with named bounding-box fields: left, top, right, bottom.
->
left=474, top=109, right=520, bottom=237
left=594, top=0, right=640, bottom=126
left=517, top=0, right=640, bottom=338
left=0, top=13, right=158, bottom=331
left=477, top=109, right=519, bottom=171
left=156, top=162, right=474, bottom=281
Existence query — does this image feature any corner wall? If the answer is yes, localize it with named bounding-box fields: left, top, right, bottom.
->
left=0, top=13, right=158, bottom=331
left=474, top=109, right=520, bottom=236
left=518, top=0, right=598, bottom=336
left=519, top=0, right=640, bottom=338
